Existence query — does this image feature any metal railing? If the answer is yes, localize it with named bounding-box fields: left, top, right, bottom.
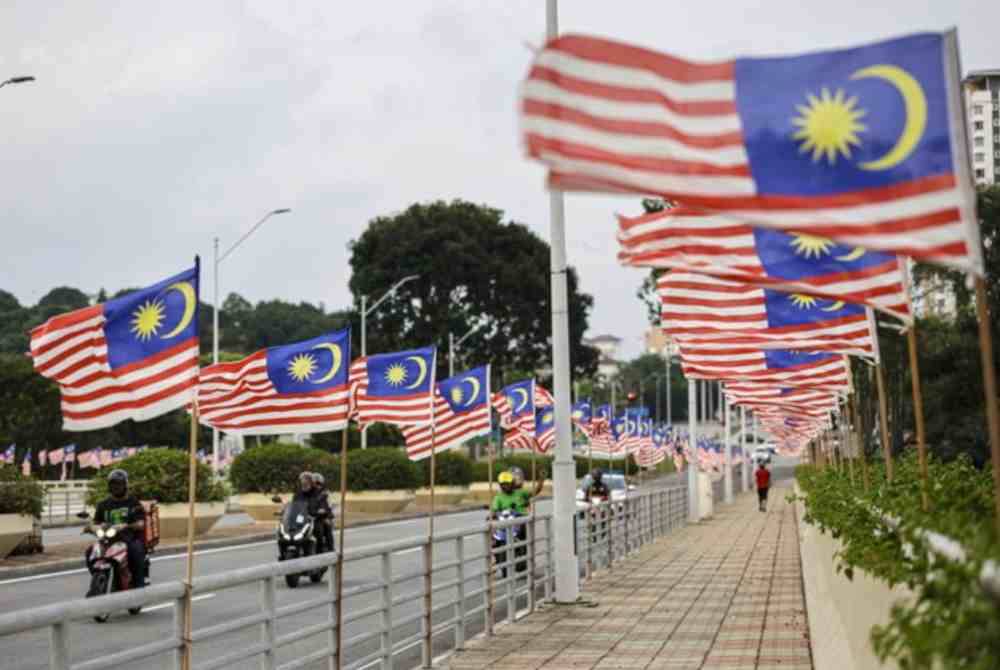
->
left=0, top=485, right=700, bottom=670
left=38, top=481, right=91, bottom=526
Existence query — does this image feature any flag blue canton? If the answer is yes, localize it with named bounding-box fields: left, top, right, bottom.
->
left=104, top=265, right=199, bottom=370
left=753, top=228, right=898, bottom=282
left=536, top=407, right=555, bottom=435
left=764, top=350, right=836, bottom=369
left=612, top=416, right=627, bottom=440
left=502, top=380, right=535, bottom=418
left=763, top=288, right=864, bottom=327
left=266, top=329, right=351, bottom=394
left=439, top=366, right=489, bottom=414
left=735, top=33, right=951, bottom=196
left=596, top=404, right=612, bottom=422
left=365, top=347, right=436, bottom=397
left=572, top=401, right=592, bottom=424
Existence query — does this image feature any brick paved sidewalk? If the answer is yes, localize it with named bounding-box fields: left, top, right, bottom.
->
left=445, top=481, right=811, bottom=670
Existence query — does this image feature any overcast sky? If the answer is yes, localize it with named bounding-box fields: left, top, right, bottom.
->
left=2, top=1, right=997, bottom=359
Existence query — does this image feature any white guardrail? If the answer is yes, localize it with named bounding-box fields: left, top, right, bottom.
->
left=0, top=484, right=708, bottom=670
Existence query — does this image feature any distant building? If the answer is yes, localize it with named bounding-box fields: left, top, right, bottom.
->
left=964, top=69, right=1000, bottom=186
left=584, top=334, right=622, bottom=379
left=908, top=260, right=958, bottom=320
left=644, top=327, right=678, bottom=357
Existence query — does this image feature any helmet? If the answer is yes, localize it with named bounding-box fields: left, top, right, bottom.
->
left=313, top=473, right=325, bottom=488
left=498, top=471, right=515, bottom=491
left=108, top=469, right=128, bottom=497
left=299, top=472, right=314, bottom=491
left=509, top=466, right=525, bottom=487
left=590, top=468, right=604, bottom=483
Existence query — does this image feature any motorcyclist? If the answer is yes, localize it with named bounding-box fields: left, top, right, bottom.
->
left=509, top=465, right=545, bottom=512
left=310, top=473, right=334, bottom=553
left=490, top=471, right=525, bottom=516
left=90, top=469, right=146, bottom=588
left=293, top=471, right=315, bottom=504
left=583, top=468, right=611, bottom=502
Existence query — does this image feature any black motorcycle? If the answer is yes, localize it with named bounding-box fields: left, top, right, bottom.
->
left=274, top=497, right=329, bottom=588
left=78, top=512, right=149, bottom=623
left=491, top=510, right=527, bottom=579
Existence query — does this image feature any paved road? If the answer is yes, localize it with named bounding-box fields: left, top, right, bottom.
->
left=1, top=475, right=685, bottom=670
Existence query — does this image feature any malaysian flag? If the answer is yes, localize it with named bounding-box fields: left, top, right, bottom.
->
left=571, top=400, right=593, bottom=432
left=521, top=32, right=981, bottom=273
left=402, top=365, right=491, bottom=461
left=350, top=346, right=437, bottom=426
left=587, top=404, right=615, bottom=455
left=495, top=379, right=535, bottom=431
left=39, top=449, right=48, bottom=468
left=21, top=449, right=32, bottom=477
left=29, top=265, right=200, bottom=431
left=724, top=384, right=840, bottom=412
left=680, top=348, right=850, bottom=391
left=199, top=329, right=351, bottom=435
left=618, top=206, right=912, bottom=321
left=536, top=407, right=556, bottom=453
left=660, top=271, right=877, bottom=357
left=2, top=444, right=14, bottom=465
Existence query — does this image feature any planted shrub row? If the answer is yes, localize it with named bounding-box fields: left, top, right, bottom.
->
left=85, top=449, right=226, bottom=505
left=0, top=464, right=45, bottom=517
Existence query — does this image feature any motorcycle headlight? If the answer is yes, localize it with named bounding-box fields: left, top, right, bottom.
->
left=96, top=528, right=107, bottom=540
left=293, top=530, right=305, bottom=541
left=279, top=524, right=291, bottom=540
left=106, top=527, right=117, bottom=539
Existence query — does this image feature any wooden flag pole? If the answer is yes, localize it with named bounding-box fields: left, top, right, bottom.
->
left=874, top=363, right=894, bottom=483
left=422, top=413, right=437, bottom=669
left=905, top=326, right=931, bottom=510
left=335, top=427, right=348, bottom=670
left=850, top=394, right=870, bottom=492
left=181, top=402, right=199, bottom=670
left=974, top=277, right=1000, bottom=533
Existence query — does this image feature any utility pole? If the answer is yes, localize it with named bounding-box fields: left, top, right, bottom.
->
left=688, top=379, right=699, bottom=521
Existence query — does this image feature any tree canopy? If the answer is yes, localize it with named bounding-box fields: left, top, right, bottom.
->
left=348, top=199, right=598, bottom=385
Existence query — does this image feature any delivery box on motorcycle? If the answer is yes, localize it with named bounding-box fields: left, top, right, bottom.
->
left=141, top=501, right=160, bottom=550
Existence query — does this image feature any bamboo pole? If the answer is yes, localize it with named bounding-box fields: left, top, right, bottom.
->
left=874, top=363, right=894, bottom=483
left=906, top=326, right=931, bottom=510
left=849, top=393, right=870, bottom=492
left=974, top=277, right=1000, bottom=534
left=335, top=427, right=348, bottom=670
left=181, top=402, right=199, bottom=670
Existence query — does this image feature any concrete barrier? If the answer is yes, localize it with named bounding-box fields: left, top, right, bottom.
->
left=794, top=488, right=911, bottom=670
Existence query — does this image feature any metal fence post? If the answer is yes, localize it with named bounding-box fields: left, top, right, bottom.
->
left=172, top=596, right=187, bottom=670
left=484, top=526, right=495, bottom=637
left=505, top=532, right=515, bottom=624
left=259, top=576, right=277, bottom=670
left=381, top=551, right=393, bottom=669
left=528, top=516, right=537, bottom=613
left=544, top=517, right=553, bottom=601
left=328, top=556, right=338, bottom=670
left=422, top=541, right=433, bottom=669
left=49, top=622, right=70, bottom=670
left=455, top=537, right=466, bottom=649
left=584, top=508, right=592, bottom=579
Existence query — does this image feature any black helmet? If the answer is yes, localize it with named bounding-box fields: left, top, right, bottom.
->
left=590, top=468, right=604, bottom=483
left=108, top=469, right=128, bottom=496
left=313, top=473, right=325, bottom=488
left=299, top=471, right=314, bottom=491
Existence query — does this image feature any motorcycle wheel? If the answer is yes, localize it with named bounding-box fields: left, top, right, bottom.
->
left=309, top=570, right=324, bottom=584
left=285, top=573, right=300, bottom=589
left=128, top=606, right=143, bottom=615
left=86, top=571, right=112, bottom=623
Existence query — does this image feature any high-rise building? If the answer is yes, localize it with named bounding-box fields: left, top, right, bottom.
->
left=584, top=334, right=622, bottom=379
left=964, top=70, right=1000, bottom=186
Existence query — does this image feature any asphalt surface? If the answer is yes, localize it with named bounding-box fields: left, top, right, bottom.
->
left=1, top=474, right=687, bottom=670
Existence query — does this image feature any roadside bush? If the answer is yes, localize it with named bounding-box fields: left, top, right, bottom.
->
left=419, top=450, right=473, bottom=487
left=86, top=449, right=226, bottom=505
left=0, top=464, right=44, bottom=517
left=343, top=447, right=419, bottom=492
left=469, top=454, right=595, bottom=481
left=229, top=443, right=334, bottom=494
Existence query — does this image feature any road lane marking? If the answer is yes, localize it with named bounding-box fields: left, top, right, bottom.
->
left=144, top=593, right=216, bottom=612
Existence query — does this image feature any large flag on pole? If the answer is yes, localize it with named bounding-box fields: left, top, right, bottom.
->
left=349, top=346, right=437, bottom=426
left=536, top=407, right=556, bottom=453
left=198, top=329, right=351, bottom=435
left=680, top=348, right=851, bottom=390
left=521, top=31, right=981, bottom=273
left=29, top=265, right=200, bottom=431
left=618, top=206, right=912, bottom=321
left=402, top=365, right=491, bottom=461
left=496, top=379, right=536, bottom=431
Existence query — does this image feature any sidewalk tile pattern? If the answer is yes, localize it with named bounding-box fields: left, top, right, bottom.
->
left=445, top=482, right=812, bottom=670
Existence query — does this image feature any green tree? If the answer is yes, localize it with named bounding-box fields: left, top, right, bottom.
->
left=634, top=198, right=672, bottom=324
left=615, top=353, right=689, bottom=423
left=37, top=287, right=90, bottom=311
left=348, top=199, right=598, bottom=383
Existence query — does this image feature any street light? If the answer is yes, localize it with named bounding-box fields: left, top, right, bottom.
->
left=359, top=274, right=419, bottom=449
left=0, top=76, right=35, bottom=89
left=212, top=208, right=291, bottom=472
left=449, top=321, right=483, bottom=377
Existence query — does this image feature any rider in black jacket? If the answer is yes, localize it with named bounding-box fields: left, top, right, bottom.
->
left=310, top=473, right=334, bottom=553
left=92, top=469, right=146, bottom=587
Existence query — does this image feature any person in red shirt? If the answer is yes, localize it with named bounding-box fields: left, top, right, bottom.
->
left=755, top=463, right=771, bottom=512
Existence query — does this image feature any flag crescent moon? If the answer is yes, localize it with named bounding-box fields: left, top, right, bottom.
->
left=404, top=355, right=428, bottom=389
left=851, top=64, right=927, bottom=171
left=161, top=282, right=197, bottom=339
left=835, top=246, right=866, bottom=262
left=310, top=343, right=342, bottom=384
left=460, top=376, right=481, bottom=407
left=511, top=387, right=530, bottom=413
left=822, top=301, right=846, bottom=312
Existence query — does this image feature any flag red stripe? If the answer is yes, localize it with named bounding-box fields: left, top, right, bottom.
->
left=62, top=377, right=197, bottom=420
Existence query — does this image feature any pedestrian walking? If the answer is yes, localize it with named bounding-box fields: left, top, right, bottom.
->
left=755, top=462, right=771, bottom=512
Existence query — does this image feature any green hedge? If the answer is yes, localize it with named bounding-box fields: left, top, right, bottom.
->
left=795, top=454, right=1000, bottom=669
left=230, top=443, right=336, bottom=494
left=342, top=447, right=420, bottom=492
left=419, top=450, right=473, bottom=487
left=86, top=449, right=226, bottom=505
left=470, top=455, right=595, bottom=482
left=0, top=464, right=44, bottom=517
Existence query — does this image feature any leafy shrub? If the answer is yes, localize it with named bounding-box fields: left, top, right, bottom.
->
left=343, top=447, right=419, bottom=492
left=86, top=449, right=226, bottom=505
left=469, top=454, right=596, bottom=482
left=419, top=450, right=473, bottom=487
left=230, top=443, right=334, bottom=494
left=0, top=464, right=44, bottom=517
left=795, top=454, right=1000, bottom=669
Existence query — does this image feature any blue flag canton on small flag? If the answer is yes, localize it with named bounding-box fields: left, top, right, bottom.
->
left=764, top=350, right=837, bottom=370
left=735, top=33, right=951, bottom=197
left=762, top=287, right=864, bottom=328
left=536, top=406, right=555, bottom=436
left=596, top=404, right=612, bottom=422
left=266, top=329, right=351, bottom=394
left=439, top=365, right=489, bottom=414
left=753, top=228, right=897, bottom=282
left=103, top=265, right=199, bottom=370
left=365, top=346, right=435, bottom=397
left=612, top=415, right=627, bottom=440
left=571, top=400, right=592, bottom=425
left=502, top=379, right=535, bottom=418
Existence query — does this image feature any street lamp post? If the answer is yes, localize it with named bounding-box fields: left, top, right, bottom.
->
left=665, top=352, right=672, bottom=425
left=448, top=322, right=483, bottom=377
left=212, top=208, right=291, bottom=473
left=0, top=76, right=35, bottom=89
left=359, top=274, right=419, bottom=449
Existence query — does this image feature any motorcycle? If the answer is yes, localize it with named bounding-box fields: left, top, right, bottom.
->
left=491, top=510, right=527, bottom=579
left=79, top=513, right=149, bottom=623
left=273, top=496, right=329, bottom=588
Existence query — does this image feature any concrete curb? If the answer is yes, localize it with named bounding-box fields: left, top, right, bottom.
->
left=0, top=504, right=490, bottom=581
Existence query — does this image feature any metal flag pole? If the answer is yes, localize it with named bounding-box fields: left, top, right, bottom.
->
left=334, top=426, right=349, bottom=670
left=687, top=379, right=699, bottom=521
left=181, top=400, right=199, bottom=670
left=422, top=359, right=438, bottom=669
left=741, top=407, right=749, bottom=492
left=723, top=395, right=732, bottom=504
